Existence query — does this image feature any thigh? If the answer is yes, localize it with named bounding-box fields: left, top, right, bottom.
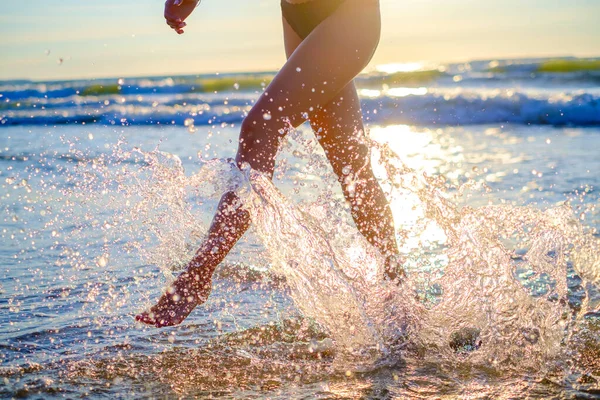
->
left=283, top=16, right=303, bottom=60
left=281, top=5, right=370, bottom=176
left=252, top=0, right=381, bottom=128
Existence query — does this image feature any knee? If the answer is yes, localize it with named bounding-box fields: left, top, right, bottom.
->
left=239, top=115, right=257, bottom=146
left=240, top=105, right=285, bottom=144
left=236, top=111, right=283, bottom=174
left=237, top=117, right=262, bottom=166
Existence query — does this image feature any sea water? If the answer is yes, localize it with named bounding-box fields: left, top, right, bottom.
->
left=1, top=58, right=599, bottom=398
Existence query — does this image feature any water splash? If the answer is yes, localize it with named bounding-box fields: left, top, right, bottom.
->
left=245, top=169, right=421, bottom=362
left=377, top=143, right=600, bottom=369
left=46, top=132, right=600, bottom=380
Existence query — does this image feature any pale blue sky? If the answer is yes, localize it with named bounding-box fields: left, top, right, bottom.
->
left=1, top=0, right=599, bottom=80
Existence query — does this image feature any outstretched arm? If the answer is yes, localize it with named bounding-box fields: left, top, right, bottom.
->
left=164, top=0, right=200, bottom=34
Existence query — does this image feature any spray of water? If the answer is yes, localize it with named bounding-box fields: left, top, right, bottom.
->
left=50, top=131, right=600, bottom=378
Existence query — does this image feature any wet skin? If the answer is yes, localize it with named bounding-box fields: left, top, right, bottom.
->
left=137, top=0, right=403, bottom=327
left=135, top=270, right=212, bottom=327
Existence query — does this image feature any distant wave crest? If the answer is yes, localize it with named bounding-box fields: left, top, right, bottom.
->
left=1, top=89, right=599, bottom=127
left=365, top=90, right=600, bottom=126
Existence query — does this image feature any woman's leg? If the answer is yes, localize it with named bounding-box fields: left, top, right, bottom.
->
left=283, top=16, right=401, bottom=278
left=137, top=0, right=383, bottom=327
left=310, top=85, right=401, bottom=271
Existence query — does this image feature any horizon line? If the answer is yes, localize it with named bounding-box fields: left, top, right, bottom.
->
left=2, top=53, right=599, bottom=84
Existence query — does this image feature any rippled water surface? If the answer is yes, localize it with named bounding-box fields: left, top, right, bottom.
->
left=2, top=59, right=600, bottom=398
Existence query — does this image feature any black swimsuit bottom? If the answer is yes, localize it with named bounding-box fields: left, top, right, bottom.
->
left=281, top=0, right=346, bottom=39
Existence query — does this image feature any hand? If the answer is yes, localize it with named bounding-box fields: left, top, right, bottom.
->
left=164, top=0, right=199, bottom=35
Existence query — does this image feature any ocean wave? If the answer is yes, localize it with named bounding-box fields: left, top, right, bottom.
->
left=1, top=89, right=598, bottom=127
left=487, top=59, right=600, bottom=74
left=0, top=75, right=274, bottom=101
left=2, top=58, right=600, bottom=103
left=366, top=90, right=600, bottom=126
left=357, top=69, right=446, bottom=87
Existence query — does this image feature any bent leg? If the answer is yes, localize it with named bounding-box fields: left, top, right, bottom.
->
left=137, top=0, right=383, bottom=327
left=235, top=0, right=381, bottom=175
left=136, top=192, right=250, bottom=327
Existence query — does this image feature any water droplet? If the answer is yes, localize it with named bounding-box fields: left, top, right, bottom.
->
left=97, top=255, right=108, bottom=268
left=263, top=113, right=272, bottom=121
left=184, top=118, right=197, bottom=133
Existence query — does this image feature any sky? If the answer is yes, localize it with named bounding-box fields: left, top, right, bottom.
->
left=1, top=0, right=599, bottom=81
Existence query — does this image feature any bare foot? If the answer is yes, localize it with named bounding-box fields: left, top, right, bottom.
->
left=135, top=269, right=212, bottom=327
left=384, top=254, right=406, bottom=284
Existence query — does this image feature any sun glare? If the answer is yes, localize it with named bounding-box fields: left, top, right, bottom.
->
left=386, top=87, right=428, bottom=97
left=375, top=62, right=424, bottom=74
left=370, top=125, right=451, bottom=251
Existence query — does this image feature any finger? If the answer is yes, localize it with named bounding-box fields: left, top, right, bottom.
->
left=168, top=24, right=185, bottom=34
left=165, top=18, right=185, bottom=27
left=164, top=11, right=182, bottom=23
left=166, top=19, right=186, bottom=29
left=168, top=24, right=186, bottom=33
